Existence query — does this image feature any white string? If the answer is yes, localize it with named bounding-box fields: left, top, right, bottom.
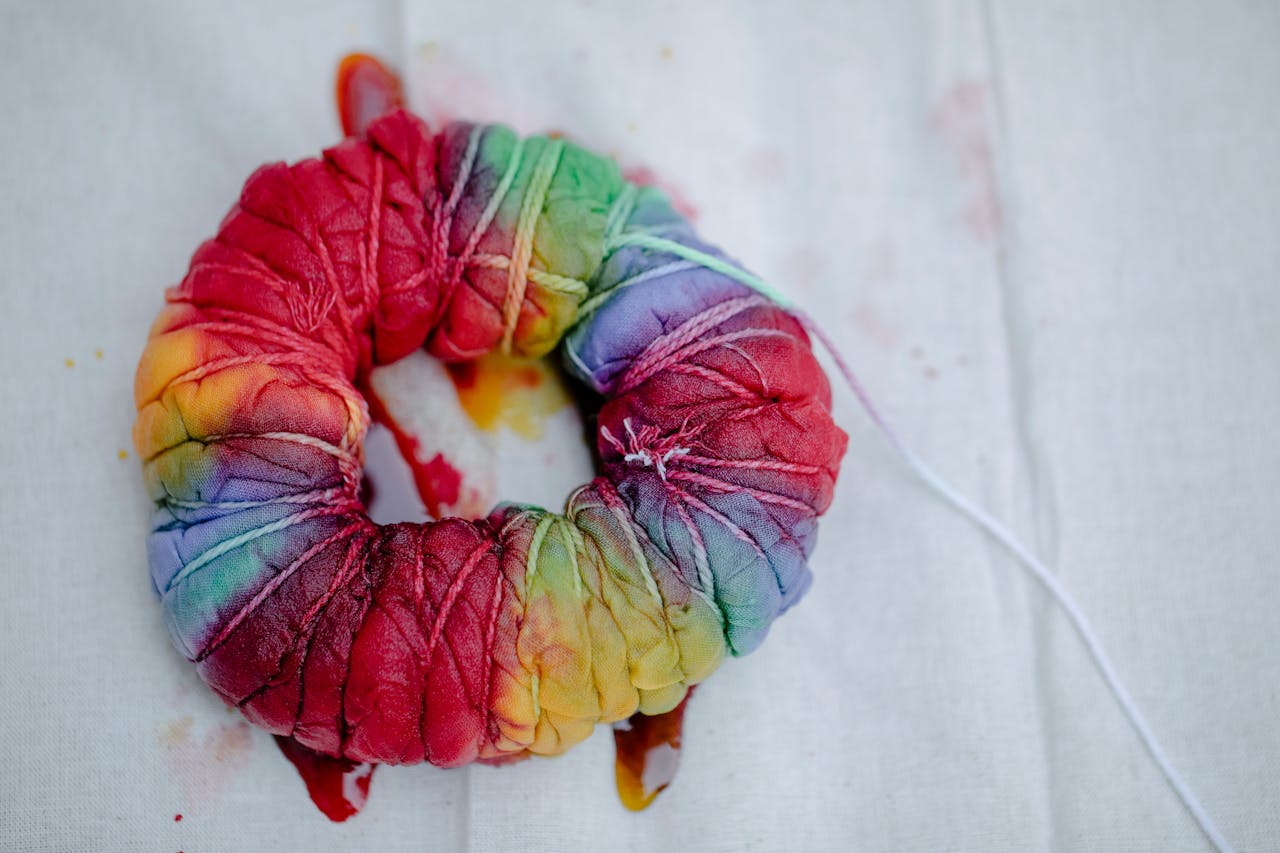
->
left=602, top=214, right=1232, bottom=850
left=798, top=313, right=1234, bottom=853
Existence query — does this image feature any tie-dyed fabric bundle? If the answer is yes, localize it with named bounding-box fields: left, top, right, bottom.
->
left=134, top=110, right=847, bottom=766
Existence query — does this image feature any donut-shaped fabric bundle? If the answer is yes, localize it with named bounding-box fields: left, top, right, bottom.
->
left=134, top=109, right=847, bottom=767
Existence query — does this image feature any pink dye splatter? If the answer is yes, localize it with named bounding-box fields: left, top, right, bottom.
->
left=740, top=146, right=786, bottom=183
left=409, top=41, right=542, bottom=133
left=782, top=244, right=826, bottom=294
left=851, top=303, right=900, bottom=350
left=931, top=80, right=1002, bottom=243
left=623, top=165, right=699, bottom=221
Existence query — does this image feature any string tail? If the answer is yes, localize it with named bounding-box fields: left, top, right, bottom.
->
left=575, top=207, right=1231, bottom=851
left=796, top=311, right=1234, bottom=853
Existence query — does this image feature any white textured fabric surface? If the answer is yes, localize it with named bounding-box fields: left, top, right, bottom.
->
left=2, top=2, right=1277, bottom=850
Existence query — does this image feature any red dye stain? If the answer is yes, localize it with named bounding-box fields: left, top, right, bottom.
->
left=173, top=814, right=182, bottom=822
left=364, top=386, right=463, bottom=517
left=274, top=736, right=377, bottom=823
left=336, top=53, right=404, bottom=137
left=516, top=366, right=540, bottom=388
left=613, top=688, right=695, bottom=811
left=930, top=80, right=1002, bottom=243
left=417, top=452, right=463, bottom=511
left=446, top=359, right=536, bottom=392
left=445, top=360, right=478, bottom=390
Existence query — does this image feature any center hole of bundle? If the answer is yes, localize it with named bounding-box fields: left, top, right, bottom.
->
left=361, top=349, right=598, bottom=525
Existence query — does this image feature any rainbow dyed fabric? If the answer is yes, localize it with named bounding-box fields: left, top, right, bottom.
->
left=134, top=111, right=847, bottom=765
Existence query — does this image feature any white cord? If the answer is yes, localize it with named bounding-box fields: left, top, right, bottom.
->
left=607, top=232, right=1232, bottom=850
left=800, top=314, right=1234, bottom=853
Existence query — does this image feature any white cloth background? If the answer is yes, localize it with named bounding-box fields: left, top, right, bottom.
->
left=1, top=2, right=1277, bottom=850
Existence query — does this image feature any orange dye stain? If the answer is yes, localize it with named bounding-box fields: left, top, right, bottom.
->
left=336, top=53, right=404, bottom=138
left=613, top=688, right=694, bottom=811
left=446, top=353, right=571, bottom=440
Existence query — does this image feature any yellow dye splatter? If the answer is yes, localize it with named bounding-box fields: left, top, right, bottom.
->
left=64, top=358, right=75, bottom=368
left=157, top=715, right=194, bottom=747
left=94, top=348, right=104, bottom=360
left=118, top=449, right=129, bottom=460
left=448, top=353, right=571, bottom=440
left=659, top=46, right=674, bottom=61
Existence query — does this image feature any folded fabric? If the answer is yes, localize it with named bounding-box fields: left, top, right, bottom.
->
left=133, top=110, right=847, bottom=766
